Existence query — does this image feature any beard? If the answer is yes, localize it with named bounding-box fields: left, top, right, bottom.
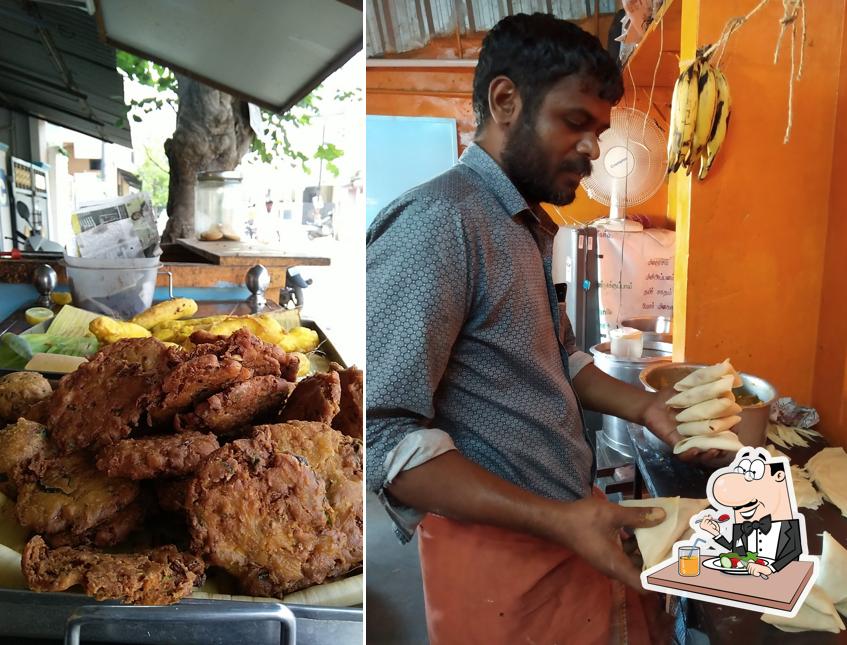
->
left=501, top=113, right=593, bottom=206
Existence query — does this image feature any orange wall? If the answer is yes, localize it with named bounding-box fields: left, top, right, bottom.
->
left=681, top=0, right=845, bottom=446
left=812, top=6, right=847, bottom=447
left=366, top=67, right=476, bottom=149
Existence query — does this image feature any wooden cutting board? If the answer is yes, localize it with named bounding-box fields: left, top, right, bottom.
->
left=646, top=557, right=814, bottom=612
left=176, top=238, right=331, bottom=267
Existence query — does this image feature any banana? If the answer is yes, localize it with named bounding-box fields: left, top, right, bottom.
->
left=698, top=67, right=732, bottom=180
left=692, top=61, right=718, bottom=163
left=667, top=58, right=701, bottom=174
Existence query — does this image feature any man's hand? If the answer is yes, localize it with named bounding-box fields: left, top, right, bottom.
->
left=698, top=516, right=721, bottom=537
left=547, top=497, right=666, bottom=593
left=572, top=366, right=730, bottom=466
left=747, top=562, right=771, bottom=577
left=389, top=451, right=666, bottom=594
left=640, top=387, right=729, bottom=464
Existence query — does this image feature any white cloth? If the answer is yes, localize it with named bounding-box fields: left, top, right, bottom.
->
left=596, top=228, right=675, bottom=340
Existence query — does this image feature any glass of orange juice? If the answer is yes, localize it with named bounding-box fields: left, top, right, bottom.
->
left=678, top=546, right=700, bottom=576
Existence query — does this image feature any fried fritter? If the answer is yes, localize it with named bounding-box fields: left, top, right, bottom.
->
left=0, top=372, right=52, bottom=424
left=155, top=478, right=191, bottom=514
left=0, top=418, right=53, bottom=497
left=175, top=376, right=295, bottom=435
left=95, top=432, right=220, bottom=480
left=331, top=365, right=363, bottom=440
left=188, top=328, right=299, bottom=381
left=15, top=452, right=139, bottom=535
left=22, top=535, right=205, bottom=605
left=48, top=338, right=180, bottom=452
left=279, top=372, right=340, bottom=424
left=257, top=421, right=363, bottom=569
left=45, top=501, right=146, bottom=548
left=22, top=398, right=51, bottom=425
left=187, top=426, right=353, bottom=596
left=148, top=354, right=251, bottom=425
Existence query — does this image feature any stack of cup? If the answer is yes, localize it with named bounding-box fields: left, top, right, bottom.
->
left=666, top=360, right=745, bottom=454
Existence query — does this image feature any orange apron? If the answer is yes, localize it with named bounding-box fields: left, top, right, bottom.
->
left=418, top=512, right=658, bottom=645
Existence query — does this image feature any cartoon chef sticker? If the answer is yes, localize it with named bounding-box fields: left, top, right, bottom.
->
left=641, top=447, right=818, bottom=618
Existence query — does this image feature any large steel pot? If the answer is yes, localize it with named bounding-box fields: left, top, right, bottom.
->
left=589, top=340, right=672, bottom=457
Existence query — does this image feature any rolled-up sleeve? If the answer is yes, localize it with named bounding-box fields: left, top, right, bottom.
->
left=366, top=193, right=470, bottom=539
left=558, top=302, right=594, bottom=378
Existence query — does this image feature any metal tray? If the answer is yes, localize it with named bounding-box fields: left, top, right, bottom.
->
left=0, top=590, right=362, bottom=644
left=0, top=302, right=360, bottom=643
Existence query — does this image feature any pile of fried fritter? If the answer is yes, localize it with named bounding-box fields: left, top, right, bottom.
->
left=0, top=329, right=363, bottom=605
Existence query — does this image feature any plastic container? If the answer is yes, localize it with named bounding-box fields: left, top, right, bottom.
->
left=195, top=171, right=245, bottom=241
left=609, top=327, right=644, bottom=358
left=621, top=316, right=672, bottom=343
left=65, top=261, right=162, bottom=319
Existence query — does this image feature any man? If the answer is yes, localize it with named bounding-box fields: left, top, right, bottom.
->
left=699, top=448, right=803, bottom=576
left=367, top=13, right=721, bottom=643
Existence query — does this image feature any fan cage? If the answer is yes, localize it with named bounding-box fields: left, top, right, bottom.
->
left=581, top=107, right=667, bottom=208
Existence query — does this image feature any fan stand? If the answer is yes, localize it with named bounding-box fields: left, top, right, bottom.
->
left=592, top=202, right=644, bottom=232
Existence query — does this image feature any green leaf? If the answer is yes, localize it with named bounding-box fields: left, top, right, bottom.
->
left=137, top=146, right=170, bottom=211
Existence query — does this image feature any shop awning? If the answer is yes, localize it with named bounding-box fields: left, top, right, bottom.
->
left=94, top=0, right=364, bottom=114
left=0, top=0, right=132, bottom=147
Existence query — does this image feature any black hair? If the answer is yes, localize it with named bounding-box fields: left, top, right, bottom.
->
left=769, top=462, right=785, bottom=475
left=472, top=13, right=624, bottom=131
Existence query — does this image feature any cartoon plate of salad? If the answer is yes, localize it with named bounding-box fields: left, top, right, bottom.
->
left=702, top=552, right=774, bottom=575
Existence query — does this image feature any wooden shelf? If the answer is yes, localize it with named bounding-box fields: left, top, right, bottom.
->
left=175, top=239, right=330, bottom=268
left=623, top=0, right=682, bottom=89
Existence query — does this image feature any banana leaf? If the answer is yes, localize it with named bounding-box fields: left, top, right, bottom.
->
left=0, top=333, right=98, bottom=370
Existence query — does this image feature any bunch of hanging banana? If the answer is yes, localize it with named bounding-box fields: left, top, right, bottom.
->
left=667, top=55, right=732, bottom=179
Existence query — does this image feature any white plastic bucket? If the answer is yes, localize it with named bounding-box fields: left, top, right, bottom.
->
left=65, top=262, right=162, bottom=319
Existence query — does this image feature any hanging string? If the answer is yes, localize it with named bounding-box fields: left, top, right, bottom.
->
left=700, top=0, right=806, bottom=143
left=702, top=0, right=771, bottom=61
left=641, top=18, right=664, bottom=141
left=627, top=59, right=638, bottom=113
left=773, top=0, right=806, bottom=143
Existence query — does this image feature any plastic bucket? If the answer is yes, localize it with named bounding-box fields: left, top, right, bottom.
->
left=65, top=262, right=161, bottom=319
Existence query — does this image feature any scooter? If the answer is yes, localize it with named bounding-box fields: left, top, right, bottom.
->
left=306, top=210, right=334, bottom=240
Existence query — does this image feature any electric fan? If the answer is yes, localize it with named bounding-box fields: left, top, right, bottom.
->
left=581, top=107, right=667, bottom=232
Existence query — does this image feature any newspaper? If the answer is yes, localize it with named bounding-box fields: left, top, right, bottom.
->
left=70, top=193, right=160, bottom=259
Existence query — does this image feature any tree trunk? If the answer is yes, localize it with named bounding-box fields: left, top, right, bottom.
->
left=162, top=75, right=254, bottom=243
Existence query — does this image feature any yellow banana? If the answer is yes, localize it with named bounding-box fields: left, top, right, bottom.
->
left=698, top=67, right=732, bottom=180
left=667, top=59, right=701, bottom=174
left=692, top=61, right=718, bottom=162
